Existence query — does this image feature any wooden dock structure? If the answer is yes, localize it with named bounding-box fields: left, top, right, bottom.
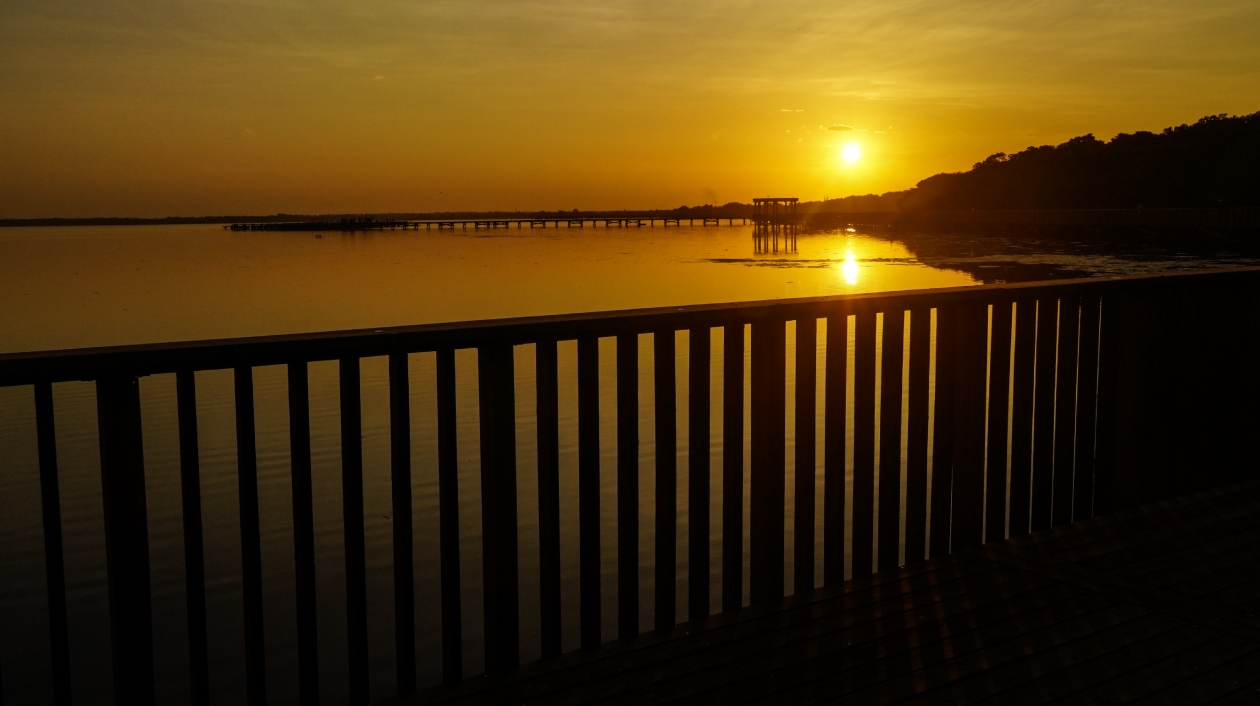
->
left=405, top=480, right=1260, bottom=704
left=225, top=216, right=749, bottom=232
left=752, top=197, right=800, bottom=253
left=1, top=266, right=1258, bottom=705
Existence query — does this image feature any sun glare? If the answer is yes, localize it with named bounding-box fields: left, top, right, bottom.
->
left=841, top=142, right=862, bottom=164
left=841, top=250, right=859, bottom=285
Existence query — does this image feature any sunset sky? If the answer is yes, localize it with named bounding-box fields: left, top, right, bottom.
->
left=2, top=0, right=1258, bottom=218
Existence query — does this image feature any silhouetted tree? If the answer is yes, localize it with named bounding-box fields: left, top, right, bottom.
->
left=897, top=112, right=1260, bottom=210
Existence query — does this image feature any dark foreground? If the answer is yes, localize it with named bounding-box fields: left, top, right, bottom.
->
left=405, top=481, right=1260, bottom=705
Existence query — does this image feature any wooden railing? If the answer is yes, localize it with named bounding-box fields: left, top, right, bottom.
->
left=1, top=268, right=1257, bottom=705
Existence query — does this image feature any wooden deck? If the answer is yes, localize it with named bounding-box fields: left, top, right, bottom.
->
left=401, top=481, right=1260, bottom=705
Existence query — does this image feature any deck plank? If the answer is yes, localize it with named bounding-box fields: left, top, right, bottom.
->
left=391, top=481, right=1260, bottom=706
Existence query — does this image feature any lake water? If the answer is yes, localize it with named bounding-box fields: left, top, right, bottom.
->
left=1, top=224, right=1255, bottom=705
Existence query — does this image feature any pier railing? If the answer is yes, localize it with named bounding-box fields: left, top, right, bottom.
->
left=1, top=268, right=1257, bottom=705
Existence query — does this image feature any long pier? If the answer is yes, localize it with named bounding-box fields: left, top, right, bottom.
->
left=226, top=217, right=749, bottom=231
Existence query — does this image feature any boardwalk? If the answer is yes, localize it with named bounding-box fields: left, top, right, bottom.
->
left=2, top=267, right=1256, bottom=705
left=403, top=481, right=1260, bottom=705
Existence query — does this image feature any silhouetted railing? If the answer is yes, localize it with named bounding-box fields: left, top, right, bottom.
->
left=1, top=268, right=1258, bottom=705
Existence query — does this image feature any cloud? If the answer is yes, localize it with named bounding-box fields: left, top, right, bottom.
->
left=825, top=124, right=854, bottom=131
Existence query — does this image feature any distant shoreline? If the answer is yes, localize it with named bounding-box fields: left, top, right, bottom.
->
left=5, top=205, right=1257, bottom=233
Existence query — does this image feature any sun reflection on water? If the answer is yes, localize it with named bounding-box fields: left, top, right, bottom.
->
left=841, top=249, right=860, bottom=285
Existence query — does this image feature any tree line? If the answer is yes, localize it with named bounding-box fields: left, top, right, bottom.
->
left=898, top=111, right=1260, bottom=211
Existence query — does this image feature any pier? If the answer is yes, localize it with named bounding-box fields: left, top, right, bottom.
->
left=752, top=196, right=800, bottom=253
left=225, top=216, right=750, bottom=232
left=2, top=267, right=1258, bottom=704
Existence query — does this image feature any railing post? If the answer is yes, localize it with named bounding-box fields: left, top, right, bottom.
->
left=1052, top=296, right=1081, bottom=527
left=929, top=305, right=956, bottom=559
left=478, top=344, right=520, bottom=673
left=616, top=335, right=639, bottom=639
left=537, top=340, right=563, bottom=656
left=339, top=358, right=368, bottom=704
left=903, top=307, right=931, bottom=564
left=389, top=352, right=416, bottom=695
left=949, top=303, right=989, bottom=551
left=175, top=371, right=211, bottom=706
left=287, top=362, right=319, bottom=705
left=984, top=301, right=1013, bottom=543
left=654, top=330, right=677, bottom=630
left=236, top=366, right=267, bottom=705
left=851, top=308, right=876, bottom=576
left=792, top=318, right=816, bottom=593
left=1030, top=297, right=1059, bottom=531
left=721, top=325, right=745, bottom=612
left=96, top=375, right=155, bottom=706
left=749, top=319, right=785, bottom=605
left=1072, top=296, right=1102, bottom=521
left=877, top=309, right=905, bottom=570
left=35, top=382, right=71, bottom=706
left=436, top=349, right=463, bottom=683
left=688, top=327, right=712, bottom=619
left=823, top=308, right=849, bottom=582
left=1007, top=300, right=1037, bottom=537
left=576, top=337, right=601, bottom=648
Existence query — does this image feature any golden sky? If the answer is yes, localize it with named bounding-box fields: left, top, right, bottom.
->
left=2, top=0, right=1258, bottom=217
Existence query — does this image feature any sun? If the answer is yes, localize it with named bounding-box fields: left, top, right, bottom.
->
left=841, top=142, right=862, bottom=164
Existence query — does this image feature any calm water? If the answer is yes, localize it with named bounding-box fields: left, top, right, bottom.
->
left=1, top=224, right=1254, bottom=704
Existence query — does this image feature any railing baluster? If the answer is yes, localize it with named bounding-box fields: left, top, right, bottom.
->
left=436, top=349, right=463, bottom=683
left=235, top=366, right=267, bottom=705
left=1093, top=292, right=1150, bottom=516
left=536, top=341, right=562, bottom=656
left=287, top=362, right=319, bottom=704
left=1092, top=295, right=1119, bottom=517
left=749, top=319, right=786, bottom=604
left=792, top=318, right=816, bottom=593
left=985, top=302, right=1013, bottom=543
left=949, top=303, right=989, bottom=551
left=389, top=353, right=416, bottom=695
left=904, top=308, right=931, bottom=564
left=1073, top=296, right=1102, bottom=521
left=721, top=325, right=744, bottom=612
left=1030, top=297, right=1059, bottom=531
left=338, top=358, right=369, bottom=703
left=478, top=344, right=519, bottom=673
left=823, top=309, right=849, bottom=584
left=877, top=310, right=904, bottom=571
left=577, top=337, right=601, bottom=648
left=654, top=330, right=678, bottom=629
left=1008, top=300, right=1037, bottom=538
left=851, top=308, right=877, bottom=577
left=175, top=372, right=210, bottom=706
left=1052, top=296, right=1081, bottom=527
left=688, top=327, right=711, bottom=618
left=96, top=375, right=155, bottom=705
left=34, top=382, right=71, bottom=706
left=928, top=306, right=956, bottom=559
left=615, top=335, right=639, bottom=639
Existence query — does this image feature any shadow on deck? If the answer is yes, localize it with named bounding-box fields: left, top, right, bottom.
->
left=404, top=481, right=1260, bottom=705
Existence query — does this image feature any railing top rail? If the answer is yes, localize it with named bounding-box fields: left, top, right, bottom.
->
left=2, top=266, right=1258, bottom=387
